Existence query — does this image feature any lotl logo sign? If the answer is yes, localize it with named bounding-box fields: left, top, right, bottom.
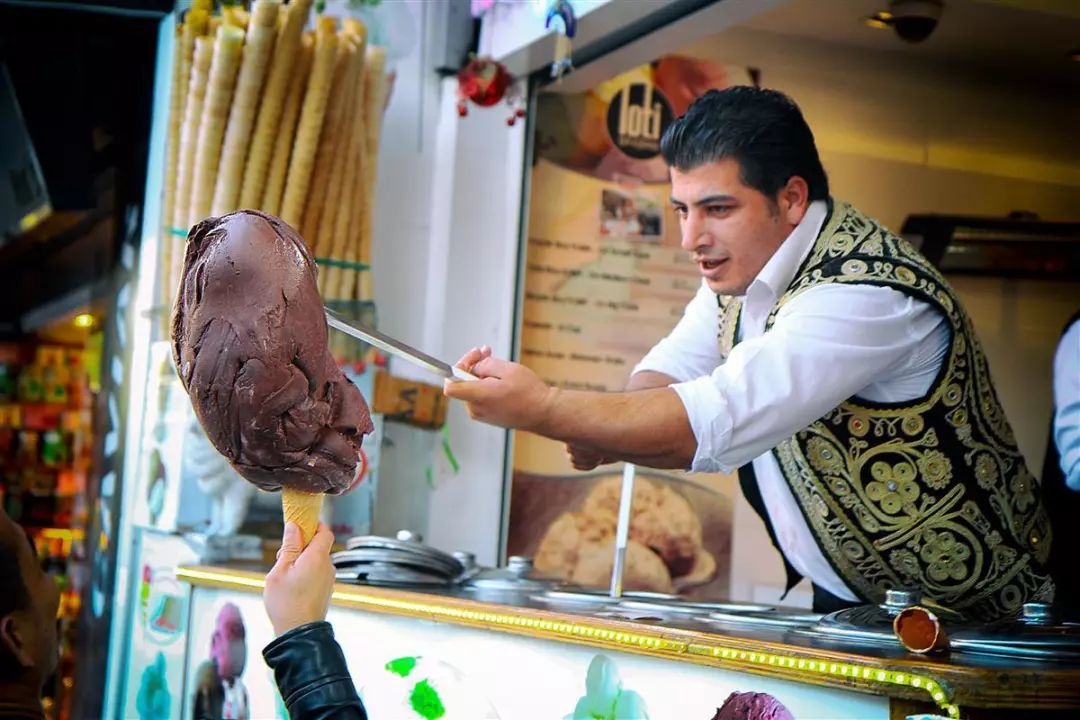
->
left=606, top=82, right=674, bottom=159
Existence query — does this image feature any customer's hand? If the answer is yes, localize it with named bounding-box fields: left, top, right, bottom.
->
left=264, top=521, right=336, bottom=637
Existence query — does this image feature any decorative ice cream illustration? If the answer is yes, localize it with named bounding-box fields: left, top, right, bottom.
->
left=135, top=652, right=171, bottom=720
left=191, top=603, right=249, bottom=720
left=568, top=655, right=649, bottom=720
left=140, top=566, right=186, bottom=639
left=360, top=655, right=499, bottom=720
left=710, top=691, right=794, bottom=720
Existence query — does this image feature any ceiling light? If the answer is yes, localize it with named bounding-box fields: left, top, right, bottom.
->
left=73, top=313, right=95, bottom=329
left=864, top=11, right=894, bottom=29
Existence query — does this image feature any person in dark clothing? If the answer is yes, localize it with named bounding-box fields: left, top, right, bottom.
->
left=1043, top=312, right=1080, bottom=611
left=262, top=521, right=367, bottom=720
left=0, top=508, right=60, bottom=720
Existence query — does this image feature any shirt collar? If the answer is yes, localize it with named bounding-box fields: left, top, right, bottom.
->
left=747, top=199, right=828, bottom=301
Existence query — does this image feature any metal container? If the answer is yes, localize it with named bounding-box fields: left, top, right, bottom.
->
left=798, top=590, right=1080, bottom=661
left=335, top=563, right=453, bottom=587
left=465, top=556, right=554, bottom=594
left=333, top=530, right=465, bottom=585
left=702, top=609, right=824, bottom=630
left=618, top=599, right=775, bottom=617
left=948, top=604, right=1080, bottom=661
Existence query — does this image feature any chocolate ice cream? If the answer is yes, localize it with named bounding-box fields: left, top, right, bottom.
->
left=171, top=210, right=373, bottom=495
left=711, top=692, right=794, bottom=720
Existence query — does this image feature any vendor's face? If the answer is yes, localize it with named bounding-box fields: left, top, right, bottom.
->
left=671, top=159, right=807, bottom=296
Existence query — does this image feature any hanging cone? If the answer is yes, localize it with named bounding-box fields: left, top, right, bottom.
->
left=281, top=487, right=324, bottom=547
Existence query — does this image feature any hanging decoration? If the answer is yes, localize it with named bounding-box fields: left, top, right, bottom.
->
left=545, top=0, right=576, bottom=81
left=456, top=55, right=526, bottom=126
left=454, top=0, right=576, bottom=122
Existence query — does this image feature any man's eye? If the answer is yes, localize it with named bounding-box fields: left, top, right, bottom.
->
left=674, top=206, right=688, bottom=218
left=707, top=205, right=732, bottom=216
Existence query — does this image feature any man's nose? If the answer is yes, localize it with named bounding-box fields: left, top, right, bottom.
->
left=681, top=212, right=709, bottom=253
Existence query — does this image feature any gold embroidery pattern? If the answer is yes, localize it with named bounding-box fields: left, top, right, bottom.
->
left=716, top=296, right=742, bottom=360
left=760, top=202, right=1053, bottom=620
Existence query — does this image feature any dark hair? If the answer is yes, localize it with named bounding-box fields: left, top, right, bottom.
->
left=660, top=86, right=829, bottom=202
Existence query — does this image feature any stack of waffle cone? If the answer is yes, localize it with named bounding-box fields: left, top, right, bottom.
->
left=162, top=4, right=392, bottom=539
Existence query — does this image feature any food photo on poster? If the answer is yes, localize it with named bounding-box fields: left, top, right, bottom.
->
left=507, top=55, right=757, bottom=602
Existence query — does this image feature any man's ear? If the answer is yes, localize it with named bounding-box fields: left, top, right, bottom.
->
left=779, top=176, right=810, bottom=226
left=0, top=614, right=34, bottom=669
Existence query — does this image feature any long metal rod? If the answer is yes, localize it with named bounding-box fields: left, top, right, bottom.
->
left=325, top=307, right=477, bottom=382
left=610, top=462, right=636, bottom=598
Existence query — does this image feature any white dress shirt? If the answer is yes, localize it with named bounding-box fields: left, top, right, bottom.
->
left=634, top=200, right=951, bottom=601
left=1053, top=319, right=1080, bottom=491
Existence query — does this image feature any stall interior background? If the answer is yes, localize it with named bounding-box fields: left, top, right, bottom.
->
left=676, top=0, right=1079, bottom=604
left=1, top=2, right=1078, bottom=715
left=490, top=0, right=1080, bottom=607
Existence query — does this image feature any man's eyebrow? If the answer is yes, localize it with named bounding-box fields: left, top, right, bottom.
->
left=670, top=194, right=738, bottom=206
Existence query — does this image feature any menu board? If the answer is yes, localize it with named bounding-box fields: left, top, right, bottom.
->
left=508, top=58, right=756, bottom=599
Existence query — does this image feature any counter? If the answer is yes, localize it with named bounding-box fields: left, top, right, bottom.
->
left=174, top=565, right=1080, bottom=719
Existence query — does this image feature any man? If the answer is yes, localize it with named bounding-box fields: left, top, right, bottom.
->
left=0, top=508, right=59, bottom=720
left=445, top=86, right=1054, bottom=620
left=1043, top=312, right=1080, bottom=609
left=1048, top=313, right=1080, bottom=493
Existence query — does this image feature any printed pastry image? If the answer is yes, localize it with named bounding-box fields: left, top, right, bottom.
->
left=535, top=475, right=716, bottom=593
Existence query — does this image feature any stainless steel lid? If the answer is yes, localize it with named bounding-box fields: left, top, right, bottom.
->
left=335, top=530, right=465, bottom=580
left=465, top=556, right=553, bottom=592
left=702, top=609, right=824, bottom=630
left=335, top=562, right=451, bottom=587
left=617, top=599, right=777, bottom=617
left=948, top=604, right=1080, bottom=661
left=802, top=588, right=958, bottom=645
left=611, top=599, right=819, bottom=629
left=801, top=592, right=1080, bottom=660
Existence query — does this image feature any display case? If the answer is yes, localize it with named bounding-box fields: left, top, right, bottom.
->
left=175, top=565, right=1080, bottom=720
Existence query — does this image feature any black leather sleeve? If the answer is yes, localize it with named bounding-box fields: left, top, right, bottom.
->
left=262, top=621, right=368, bottom=720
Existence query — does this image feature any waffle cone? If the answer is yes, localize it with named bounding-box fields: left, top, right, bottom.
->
left=281, top=487, right=324, bottom=546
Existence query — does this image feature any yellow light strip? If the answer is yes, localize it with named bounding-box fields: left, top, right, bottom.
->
left=177, top=567, right=958, bottom=717
left=692, top=645, right=956, bottom=717
left=179, top=567, right=265, bottom=590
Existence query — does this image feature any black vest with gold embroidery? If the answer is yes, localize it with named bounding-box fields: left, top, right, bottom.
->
left=717, top=200, right=1054, bottom=621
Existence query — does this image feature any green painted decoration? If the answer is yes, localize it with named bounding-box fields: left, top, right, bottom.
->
left=409, top=679, right=446, bottom=720
left=385, top=656, right=418, bottom=678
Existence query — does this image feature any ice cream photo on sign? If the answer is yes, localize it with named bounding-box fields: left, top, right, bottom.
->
left=171, top=209, right=374, bottom=544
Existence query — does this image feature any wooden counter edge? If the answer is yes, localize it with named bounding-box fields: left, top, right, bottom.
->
left=177, top=565, right=1080, bottom=713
